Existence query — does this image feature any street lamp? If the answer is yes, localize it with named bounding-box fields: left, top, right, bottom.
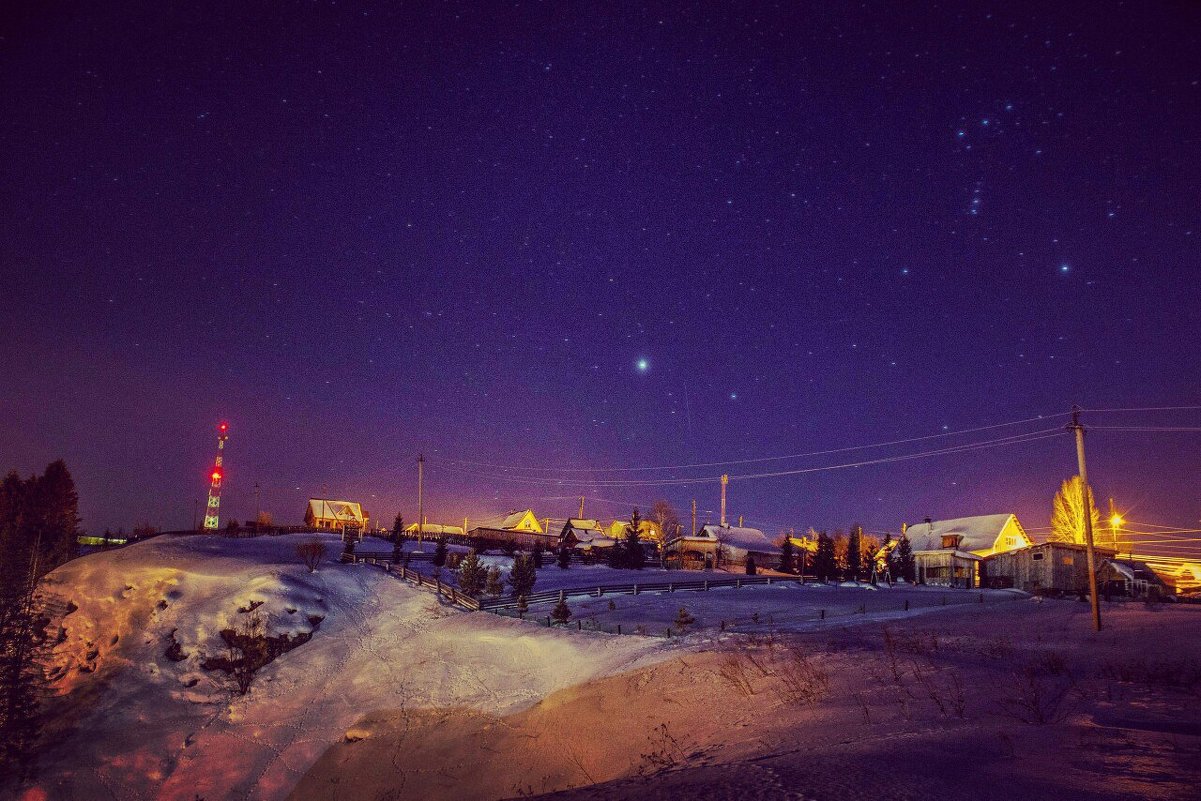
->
left=1109, top=514, right=1123, bottom=554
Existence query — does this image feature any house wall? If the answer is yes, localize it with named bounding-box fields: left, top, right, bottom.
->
left=985, top=545, right=1115, bottom=594
left=915, top=551, right=978, bottom=588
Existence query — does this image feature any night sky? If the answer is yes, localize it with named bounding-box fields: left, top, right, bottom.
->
left=2, top=2, right=1199, bottom=553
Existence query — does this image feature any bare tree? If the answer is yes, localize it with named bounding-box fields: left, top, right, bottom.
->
left=296, top=540, right=327, bottom=573
left=1050, top=475, right=1100, bottom=544
left=650, top=500, right=680, bottom=568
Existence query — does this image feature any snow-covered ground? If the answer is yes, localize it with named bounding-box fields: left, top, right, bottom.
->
left=27, top=534, right=665, bottom=801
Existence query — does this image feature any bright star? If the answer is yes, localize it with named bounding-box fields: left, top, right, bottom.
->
left=1059, top=263, right=1071, bottom=273
left=636, top=358, right=649, bottom=372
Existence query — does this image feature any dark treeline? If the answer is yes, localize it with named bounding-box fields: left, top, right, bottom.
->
left=0, top=460, right=81, bottom=781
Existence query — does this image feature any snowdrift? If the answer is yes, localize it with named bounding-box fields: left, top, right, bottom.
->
left=29, top=534, right=663, bottom=801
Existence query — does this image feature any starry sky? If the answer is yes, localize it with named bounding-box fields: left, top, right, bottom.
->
left=2, top=2, right=1199, bottom=552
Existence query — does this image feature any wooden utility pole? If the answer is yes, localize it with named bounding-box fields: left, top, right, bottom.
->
left=578, top=496, right=585, bottom=518
left=417, top=454, right=425, bottom=543
left=1068, top=406, right=1102, bottom=631
left=254, top=482, right=261, bottom=525
left=720, top=475, right=728, bottom=526
left=691, top=499, right=697, bottom=535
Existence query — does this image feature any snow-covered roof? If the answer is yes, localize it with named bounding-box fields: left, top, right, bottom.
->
left=562, top=518, right=606, bottom=542
left=404, top=523, right=464, bottom=537
left=306, top=499, right=366, bottom=524
left=904, top=514, right=1026, bottom=555
left=475, top=509, right=542, bottom=532
left=697, top=524, right=779, bottom=555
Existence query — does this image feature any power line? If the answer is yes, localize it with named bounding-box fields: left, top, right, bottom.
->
left=439, top=411, right=1068, bottom=474
left=1084, top=404, right=1201, bottom=413
left=1090, top=426, right=1201, bottom=432
left=437, top=428, right=1066, bottom=488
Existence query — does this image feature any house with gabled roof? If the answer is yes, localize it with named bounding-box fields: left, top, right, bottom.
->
left=903, top=514, right=1031, bottom=588
left=305, top=499, right=368, bottom=534
left=468, top=508, right=562, bottom=551
left=561, top=518, right=613, bottom=552
left=667, top=523, right=779, bottom=570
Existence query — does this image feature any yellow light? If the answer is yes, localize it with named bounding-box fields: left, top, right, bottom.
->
left=1110, top=514, right=1123, bottom=528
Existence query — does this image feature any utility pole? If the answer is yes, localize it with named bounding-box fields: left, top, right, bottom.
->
left=578, top=495, right=585, bottom=519
left=254, top=482, right=261, bottom=526
left=417, top=454, right=425, bottom=544
left=1068, top=406, right=1102, bottom=631
left=691, top=499, right=697, bottom=535
left=720, top=475, right=728, bottom=527
left=192, top=498, right=199, bottom=531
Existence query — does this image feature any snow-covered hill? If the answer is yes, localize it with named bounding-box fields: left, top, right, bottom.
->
left=28, top=534, right=663, bottom=801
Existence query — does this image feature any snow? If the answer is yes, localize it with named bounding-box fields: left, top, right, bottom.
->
left=904, top=513, right=1023, bottom=554
left=31, top=533, right=664, bottom=801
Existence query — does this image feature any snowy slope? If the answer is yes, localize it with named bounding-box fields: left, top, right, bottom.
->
left=29, top=534, right=663, bottom=801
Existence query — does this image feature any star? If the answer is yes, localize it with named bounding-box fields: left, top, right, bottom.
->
left=636, top=358, right=649, bottom=372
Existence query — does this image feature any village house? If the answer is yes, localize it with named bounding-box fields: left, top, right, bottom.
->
left=1107, top=558, right=1173, bottom=598
left=561, top=518, right=613, bottom=553
left=403, top=522, right=465, bottom=541
left=983, top=541, right=1118, bottom=595
left=904, top=513, right=1031, bottom=588
left=667, top=523, right=780, bottom=570
left=304, top=499, right=369, bottom=535
left=467, top=508, right=562, bottom=550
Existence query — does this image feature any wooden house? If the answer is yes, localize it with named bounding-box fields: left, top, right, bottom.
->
left=667, top=524, right=779, bottom=570
left=304, top=499, right=368, bottom=534
left=983, top=542, right=1118, bottom=595
left=903, top=514, right=1031, bottom=588
left=468, top=508, right=563, bottom=551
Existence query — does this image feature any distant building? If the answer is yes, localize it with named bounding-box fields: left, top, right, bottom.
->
left=404, top=522, right=464, bottom=540
left=984, top=542, right=1118, bottom=595
left=468, top=508, right=561, bottom=550
left=667, top=524, right=779, bottom=570
left=606, top=518, right=661, bottom=543
left=305, top=499, right=368, bottom=534
left=904, top=514, right=1031, bottom=588
left=1107, top=558, right=1173, bottom=598
left=562, top=518, right=611, bottom=551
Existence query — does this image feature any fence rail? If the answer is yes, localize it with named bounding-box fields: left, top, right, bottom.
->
left=478, top=575, right=806, bottom=610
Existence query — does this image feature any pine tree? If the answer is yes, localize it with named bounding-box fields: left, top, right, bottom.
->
left=432, top=536, right=448, bottom=567
left=556, top=543, right=572, bottom=569
left=0, top=461, right=80, bottom=780
left=532, top=541, right=544, bottom=569
left=485, top=566, right=504, bottom=598
left=508, top=553, right=537, bottom=597
left=515, top=594, right=529, bottom=619
left=814, top=532, right=836, bottom=582
left=457, top=550, right=486, bottom=597
left=624, top=508, right=644, bottom=569
left=551, top=598, right=572, bottom=625
left=897, top=534, right=915, bottom=583
left=847, top=524, right=863, bottom=581
left=745, top=555, right=757, bottom=576
left=779, top=537, right=795, bottom=573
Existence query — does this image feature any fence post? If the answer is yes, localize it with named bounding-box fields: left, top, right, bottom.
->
left=597, top=587, right=602, bottom=597
left=617, top=624, right=622, bottom=635
left=577, top=620, right=582, bottom=630
left=666, top=627, right=672, bottom=637
left=633, top=585, right=639, bottom=596
left=703, top=580, right=709, bottom=591
left=904, top=599, right=909, bottom=611
left=736, top=579, right=742, bottom=589
left=820, top=609, right=825, bottom=619
left=559, top=589, right=565, bottom=602
left=978, top=592, right=984, bottom=604
left=546, top=616, right=551, bottom=627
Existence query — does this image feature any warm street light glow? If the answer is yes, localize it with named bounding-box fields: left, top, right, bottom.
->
left=1110, top=514, right=1123, bottom=528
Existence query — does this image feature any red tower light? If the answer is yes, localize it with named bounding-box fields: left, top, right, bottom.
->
left=212, top=471, right=222, bottom=481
